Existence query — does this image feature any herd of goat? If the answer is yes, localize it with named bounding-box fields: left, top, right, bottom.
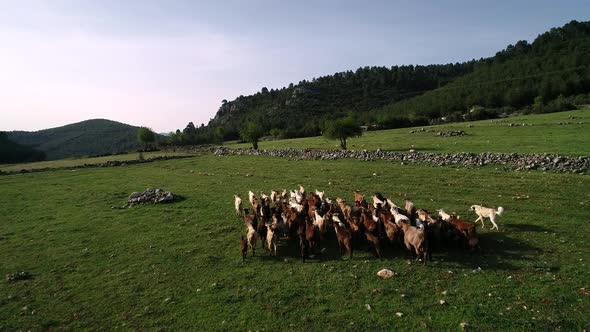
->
left=234, top=185, right=504, bottom=264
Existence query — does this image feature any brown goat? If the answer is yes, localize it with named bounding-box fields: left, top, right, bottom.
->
left=305, top=217, right=319, bottom=251
left=361, top=208, right=377, bottom=233
left=336, top=198, right=352, bottom=221
left=400, top=221, right=427, bottom=264
left=332, top=216, right=353, bottom=259
left=383, top=217, right=401, bottom=244
left=448, top=215, right=476, bottom=237
left=243, top=208, right=257, bottom=230
left=353, top=190, right=364, bottom=205
left=365, top=231, right=382, bottom=259
left=257, top=219, right=267, bottom=247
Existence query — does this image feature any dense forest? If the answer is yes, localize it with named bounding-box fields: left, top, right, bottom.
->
left=0, top=132, right=45, bottom=164
left=171, top=20, right=590, bottom=145
left=6, top=119, right=157, bottom=161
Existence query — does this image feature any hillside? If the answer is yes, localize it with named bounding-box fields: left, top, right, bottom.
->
left=372, top=20, right=590, bottom=126
left=6, top=119, right=151, bottom=160
left=173, top=20, right=590, bottom=145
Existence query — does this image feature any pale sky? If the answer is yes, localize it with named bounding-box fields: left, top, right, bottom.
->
left=1, top=0, right=588, bottom=133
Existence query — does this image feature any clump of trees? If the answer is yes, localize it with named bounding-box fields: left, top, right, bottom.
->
left=137, top=127, right=156, bottom=151
left=240, top=122, right=264, bottom=150
left=323, top=114, right=363, bottom=150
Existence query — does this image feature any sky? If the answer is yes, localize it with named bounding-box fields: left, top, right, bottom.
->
left=0, top=1, right=588, bottom=133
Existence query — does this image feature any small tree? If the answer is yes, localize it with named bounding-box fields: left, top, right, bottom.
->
left=240, top=122, right=264, bottom=150
left=215, top=126, right=225, bottom=145
left=137, top=127, right=156, bottom=151
left=323, top=115, right=362, bottom=150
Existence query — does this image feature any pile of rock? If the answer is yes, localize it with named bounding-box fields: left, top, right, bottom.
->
left=212, top=147, right=589, bottom=174
left=6, top=271, right=32, bottom=282
left=437, top=130, right=466, bottom=137
left=128, top=188, right=181, bottom=205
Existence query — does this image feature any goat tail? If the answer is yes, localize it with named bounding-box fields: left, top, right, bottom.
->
left=497, top=207, right=504, bottom=216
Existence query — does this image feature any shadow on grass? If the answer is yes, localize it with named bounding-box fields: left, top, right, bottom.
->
left=429, top=231, right=542, bottom=271
left=252, top=225, right=543, bottom=272
left=503, top=223, right=552, bottom=233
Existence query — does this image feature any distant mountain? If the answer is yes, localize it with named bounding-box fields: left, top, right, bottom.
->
left=173, top=20, right=590, bottom=145
left=6, top=119, right=155, bottom=160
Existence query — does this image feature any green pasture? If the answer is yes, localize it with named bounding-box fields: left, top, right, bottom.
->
left=229, top=108, right=590, bottom=155
left=1, top=154, right=589, bottom=330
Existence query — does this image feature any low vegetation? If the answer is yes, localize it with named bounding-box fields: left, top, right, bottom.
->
left=1, top=152, right=589, bottom=330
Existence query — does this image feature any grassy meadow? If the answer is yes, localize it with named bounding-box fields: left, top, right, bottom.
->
left=0, top=151, right=191, bottom=173
left=230, top=108, right=590, bottom=155
left=1, top=153, right=589, bottom=330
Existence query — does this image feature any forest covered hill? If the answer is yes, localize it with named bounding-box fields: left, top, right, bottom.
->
left=5, top=119, right=152, bottom=161
left=172, top=20, right=590, bottom=145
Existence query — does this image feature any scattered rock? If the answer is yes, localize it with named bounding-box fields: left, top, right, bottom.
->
left=439, top=300, right=446, bottom=305
left=376, top=269, right=395, bottom=279
left=365, top=304, right=372, bottom=311
left=395, top=312, right=403, bottom=317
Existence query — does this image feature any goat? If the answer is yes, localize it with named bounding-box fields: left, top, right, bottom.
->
left=248, top=191, right=256, bottom=206
left=240, top=235, right=247, bottom=261
left=266, top=224, right=278, bottom=256
left=383, top=215, right=401, bottom=245
left=448, top=215, right=476, bottom=238
left=405, top=200, right=416, bottom=220
left=386, top=198, right=399, bottom=210
left=270, top=190, right=279, bottom=204
left=305, top=217, right=319, bottom=252
left=332, top=215, right=353, bottom=259
left=246, top=221, right=258, bottom=256
left=257, top=217, right=268, bottom=247
left=243, top=208, right=257, bottom=229
left=417, top=209, right=437, bottom=225
left=234, top=194, right=243, bottom=216
left=315, top=190, right=325, bottom=201
left=400, top=221, right=427, bottom=265
left=390, top=206, right=410, bottom=226
left=251, top=196, right=261, bottom=216
left=365, top=231, right=382, bottom=259
left=354, top=190, right=364, bottom=205
left=313, top=210, right=328, bottom=238
left=298, top=184, right=306, bottom=197
left=336, top=198, right=352, bottom=221
left=437, top=209, right=452, bottom=222
left=372, top=193, right=386, bottom=208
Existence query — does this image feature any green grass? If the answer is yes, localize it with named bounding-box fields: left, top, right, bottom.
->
left=0, top=151, right=191, bottom=173
left=230, top=108, right=590, bottom=155
left=1, top=155, right=589, bottom=330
